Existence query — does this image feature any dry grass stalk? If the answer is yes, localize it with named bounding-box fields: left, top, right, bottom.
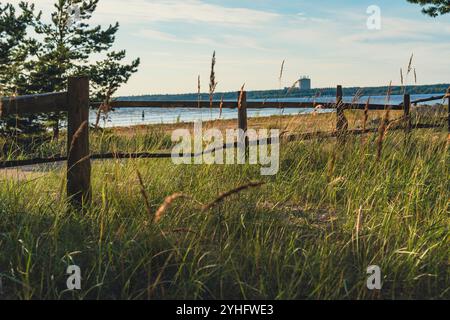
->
left=407, top=53, right=414, bottom=75
left=377, top=82, right=393, bottom=160
left=353, top=206, right=364, bottom=245
left=279, top=60, right=285, bottom=82
left=68, top=120, right=88, bottom=155
left=327, top=151, right=337, bottom=181
left=171, top=228, right=198, bottom=235
left=197, top=75, right=201, bottom=108
left=400, top=68, right=404, bottom=86
left=377, top=117, right=388, bottom=160
left=400, top=54, right=414, bottom=94
left=286, top=80, right=299, bottom=96
left=356, top=206, right=363, bottom=236
left=363, top=97, right=370, bottom=132
left=154, top=193, right=191, bottom=223
left=219, top=94, right=224, bottom=118
left=385, top=81, right=393, bottom=105
left=238, top=83, right=245, bottom=109
left=446, top=134, right=450, bottom=152
left=68, top=153, right=92, bottom=171
left=351, top=88, right=363, bottom=105
left=209, top=51, right=217, bottom=109
left=202, top=182, right=266, bottom=211
left=350, top=89, right=364, bottom=127
left=386, top=117, right=405, bottom=132
left=0, top=86, right=3, bottom=116
left=136, top=169, right=152, bottom=219
left=444, top=87, right=450, bottom=100
left=278, top=60, right=286, bottom=110
left=362, top=97, right=371, bottom=146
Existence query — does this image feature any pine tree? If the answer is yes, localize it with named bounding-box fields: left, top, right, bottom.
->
left=86, top=51, right=140, bottom=128
left=0, top=2, right=44, bottom=136
left=407, top=0, right=450, bottom=17
left=28, top=0, right=139, bottom=138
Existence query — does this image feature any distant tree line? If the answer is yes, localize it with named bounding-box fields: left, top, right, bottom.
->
left=0, top=0, right=140, bottom=137
left=119, top=84, right=450, bottom=102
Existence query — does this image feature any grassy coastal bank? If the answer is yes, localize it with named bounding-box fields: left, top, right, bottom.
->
left=0, top=110, right=448, bottom=300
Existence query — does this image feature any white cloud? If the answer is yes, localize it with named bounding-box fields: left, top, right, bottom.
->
left=341, top=16, right=450, bottom=43
left=101, top=0, right=279, bottom=26
left=136, top=29, right=268, bottom=50
left=8, top=0, right=280, bottom=27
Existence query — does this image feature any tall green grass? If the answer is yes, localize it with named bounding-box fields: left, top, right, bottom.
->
left=0, top=126, right=448, bottom=299
left=0, top=127, right=173, bottom=161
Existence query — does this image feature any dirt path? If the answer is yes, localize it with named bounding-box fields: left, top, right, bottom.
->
left=0, top=163, right=63, bottom=181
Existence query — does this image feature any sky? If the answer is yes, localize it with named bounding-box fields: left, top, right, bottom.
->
left=7, top=0, right=450, bottom=95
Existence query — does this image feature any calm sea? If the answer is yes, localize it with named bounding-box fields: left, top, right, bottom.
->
left=92, top=94, right=443, bottom=128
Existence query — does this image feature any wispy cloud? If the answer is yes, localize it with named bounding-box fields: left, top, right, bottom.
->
left=136, top=29, right=269, bottom=50
left=11, top=0, right=280, bottom=27
left=341, top=15, right=450, bottom=43
left=97, top=0, right=280, bottom=27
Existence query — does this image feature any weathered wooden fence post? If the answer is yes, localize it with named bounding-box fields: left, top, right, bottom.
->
left=403, top=94, right=411, bottom=133
left=336, top=85, right=347, bottom=142
left=238, top=90, right=248, bottom=132
left=238, top=90, right=248, bottom=148
left=67, top=76, right=91, bottom=206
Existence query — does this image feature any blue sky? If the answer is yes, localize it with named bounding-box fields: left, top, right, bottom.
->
left=11, top=0, right=450, bottom=95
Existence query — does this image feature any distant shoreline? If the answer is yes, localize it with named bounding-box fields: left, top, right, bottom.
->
left=118, top=83, right=450, bottom=102
left=106, top=109, right=409, bottom=136
left=96, top=93, right=447, bottom=128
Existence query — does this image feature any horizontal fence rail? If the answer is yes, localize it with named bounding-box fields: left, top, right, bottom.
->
left=0, top=123, right=443, bottom=170
left=410, top=94, right=447, bottom=105
left=94, top=100, right=401, bottom=110
left=0, top=92, right=68, bottom=117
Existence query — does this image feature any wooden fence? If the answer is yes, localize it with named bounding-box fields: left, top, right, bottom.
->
left=1, top=77, right=90, bottom=205
left=1, top=77, right=449, bottom=206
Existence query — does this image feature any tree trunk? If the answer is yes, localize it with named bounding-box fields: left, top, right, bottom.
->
left=53, top=119, right=60, bottom=140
